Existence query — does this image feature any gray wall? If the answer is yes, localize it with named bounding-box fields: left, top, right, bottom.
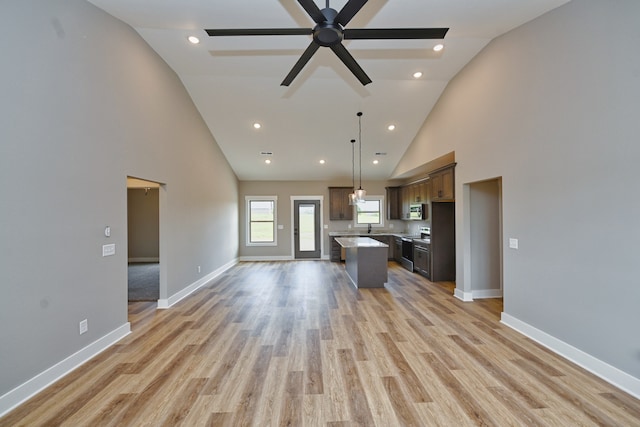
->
left=394, top=0, right=640, bottom=378
left=127, top=188, right=159, bottom=261
left=239, top=180, right=409, bottom=259
left=0, top=0, right=238, bottom=397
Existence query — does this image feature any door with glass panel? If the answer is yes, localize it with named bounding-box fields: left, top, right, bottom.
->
left=294, top=200, right=321, bottom=259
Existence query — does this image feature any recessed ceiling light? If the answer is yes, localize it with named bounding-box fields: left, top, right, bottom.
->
left=373, top=160, right=379, bottom=165
left=387, top=124, right=396, bottom=131
left=187, top=36, right=200, bottom=44
left=253, top=122, right=261, bottom=129
left=413, top=71, right=423, bottom=79
left=319, top=159, right=325, bottom=164
left=433, top=43, right=444, bottom=52
left=265, top=159, right=271, bottom=164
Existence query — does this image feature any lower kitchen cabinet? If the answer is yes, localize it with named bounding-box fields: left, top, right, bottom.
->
left=413, top=242, right=431, bottom=279
left=393, top=237, right=403, bottom=264
left=330, top=237, right=342, bottom=262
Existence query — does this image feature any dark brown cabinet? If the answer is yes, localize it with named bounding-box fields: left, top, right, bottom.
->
left=400, top=186, right=411, bottom=219
left=330, top=237, right=342, bottom=262
left=329, top=187, right=353, bottom=220
left=413, top=241, right=430, bottom=279
left=430, top=166, right=455, bottom=201
left=386, top=187, right=401, bottom=220
left=393, top=237, right=403, bottom=264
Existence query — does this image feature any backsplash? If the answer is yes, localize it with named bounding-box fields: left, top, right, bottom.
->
left=406, top=220, right=429, bottom=236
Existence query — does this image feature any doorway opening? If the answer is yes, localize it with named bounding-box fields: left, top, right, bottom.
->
left=292, top=197, right=323, bottom=259
left=126, top=177, right=163, bottom=304
left=466, top=178, right=503, bottom=301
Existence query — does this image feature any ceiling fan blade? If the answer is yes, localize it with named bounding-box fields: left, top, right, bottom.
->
left=297, top=0, right=325, bottom=24
left=281, top=42, right=320, bottom=86
left=206, top=28, right=312, bottom=37
left=344, top=28, right=449, bottom=40
left=330, top=43, right=372, bottom=86
left=335, top=0, right=368, bottom=26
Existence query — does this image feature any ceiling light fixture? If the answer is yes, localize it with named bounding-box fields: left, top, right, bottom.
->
left=355, top=112, right=366, bottom=203
left=265, top=159, right=271, bottom=164
left=253, top=122, right=261, bottom=129
left=433, top=43, right=444, bottom=52
left=349, top=139, right=357, bottom=206
left=387, top=124, right=396, bottom=131
left=373, top=160, right=379, bottom=165
left=319, top=159, right=325, bottom=164
left=187, top=36, right=200, bottom=44
left=413, top=71, right=423, bottom=79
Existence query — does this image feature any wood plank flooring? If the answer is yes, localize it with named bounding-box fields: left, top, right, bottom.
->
left=2, top=261, right=639, bottom=426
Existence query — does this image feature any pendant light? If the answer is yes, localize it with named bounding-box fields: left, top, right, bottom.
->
left=348, top=139, right=357, bottom=205
left=355, top=112, right=366, bottom=202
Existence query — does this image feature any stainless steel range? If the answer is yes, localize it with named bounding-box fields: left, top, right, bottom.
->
left=400, top=236, right=414, bottom=271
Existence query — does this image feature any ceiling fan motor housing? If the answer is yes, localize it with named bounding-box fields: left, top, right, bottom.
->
left=314, top=8, right=343, bottom=46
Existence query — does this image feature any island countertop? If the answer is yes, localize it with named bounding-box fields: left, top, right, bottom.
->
left=334, top=237, right=389, bottom=248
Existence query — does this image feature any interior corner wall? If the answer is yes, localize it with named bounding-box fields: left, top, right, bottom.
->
left=394, top=0, right=640, bottom=380
left=0, top=0, right=239, bottom=403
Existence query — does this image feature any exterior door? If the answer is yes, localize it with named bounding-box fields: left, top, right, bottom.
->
left=294, top=200, right=321, bottom=259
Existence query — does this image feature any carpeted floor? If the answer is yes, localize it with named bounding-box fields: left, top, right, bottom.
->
left=128, top=262, right=159, bottom=301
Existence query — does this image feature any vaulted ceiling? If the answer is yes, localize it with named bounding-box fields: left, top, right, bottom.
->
left=88, top=0, right=569, bottom=181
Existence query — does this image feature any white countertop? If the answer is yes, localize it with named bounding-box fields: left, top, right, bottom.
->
left=334, top=237, right=389, bottom=248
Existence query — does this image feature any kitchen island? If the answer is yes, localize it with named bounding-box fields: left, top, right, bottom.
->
left=334, top=237, right=388, bottom=288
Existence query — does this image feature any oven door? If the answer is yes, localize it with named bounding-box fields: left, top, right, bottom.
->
left=401, top=238, right=414, bottom=271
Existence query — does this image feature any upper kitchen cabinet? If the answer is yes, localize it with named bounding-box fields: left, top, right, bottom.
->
left=430, top=165, right=455, bottom=202
left=400, top=185, right=411, bottom=219
left=329, top=187, right=353, bottom=220
left=414, top=181, right=428, bottom=204
left=386, top=187, right=401, bottom=220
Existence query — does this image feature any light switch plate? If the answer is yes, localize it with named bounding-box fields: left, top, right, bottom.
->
left=509, top=238, right=518, bottom=249
left=102, top=243, right=116, bottom=256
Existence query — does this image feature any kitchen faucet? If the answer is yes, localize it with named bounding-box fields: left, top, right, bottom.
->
left=367, top=223, right=372, bottom=234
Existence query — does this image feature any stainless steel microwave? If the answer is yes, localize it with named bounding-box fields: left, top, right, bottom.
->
left=409, top=204, right=427, bottom=220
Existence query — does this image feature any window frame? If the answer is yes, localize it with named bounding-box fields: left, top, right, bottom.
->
left=246, top=196, right=278, bottom=246
left=354, top=195, right=385, bottom=228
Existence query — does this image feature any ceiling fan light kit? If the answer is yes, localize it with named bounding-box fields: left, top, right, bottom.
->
left=205, top=0, right=449, bottom=87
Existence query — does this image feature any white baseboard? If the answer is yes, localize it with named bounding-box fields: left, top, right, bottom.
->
left=501, top=312, right=640, bottom=399
left=454, top=288, right=473, bottom=301
left=472, top=289, right=503, bottom=299
left=0, top=322, right=131, bottom=417
left=238, top=255, right=294, bottom=262
left=128, top=257, right=159, bottom=263
left=157, top=258, right=238, bottom=309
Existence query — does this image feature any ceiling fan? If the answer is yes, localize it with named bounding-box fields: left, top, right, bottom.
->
left=205, top=0, right=449, bottom=86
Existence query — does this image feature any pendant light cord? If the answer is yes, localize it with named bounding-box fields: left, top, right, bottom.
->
left=358, top=112, right=363, bottom=190
left=351, top=139, right=356, bottom=191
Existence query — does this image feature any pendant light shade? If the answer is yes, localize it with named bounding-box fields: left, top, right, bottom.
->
left=356, top=112, right=366, bottom=202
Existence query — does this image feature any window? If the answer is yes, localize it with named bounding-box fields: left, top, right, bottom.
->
left=355, top=196, right=384, bottom=228
left=246, top=196, right=277, bottom=246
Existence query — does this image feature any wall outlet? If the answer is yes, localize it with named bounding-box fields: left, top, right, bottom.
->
left=197, top=266, right=201, bottom=273
left=79, top=319, right=88, bottom=335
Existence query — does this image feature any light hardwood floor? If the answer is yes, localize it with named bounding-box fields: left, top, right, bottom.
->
left=2, top=261, right=639, bottom=426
